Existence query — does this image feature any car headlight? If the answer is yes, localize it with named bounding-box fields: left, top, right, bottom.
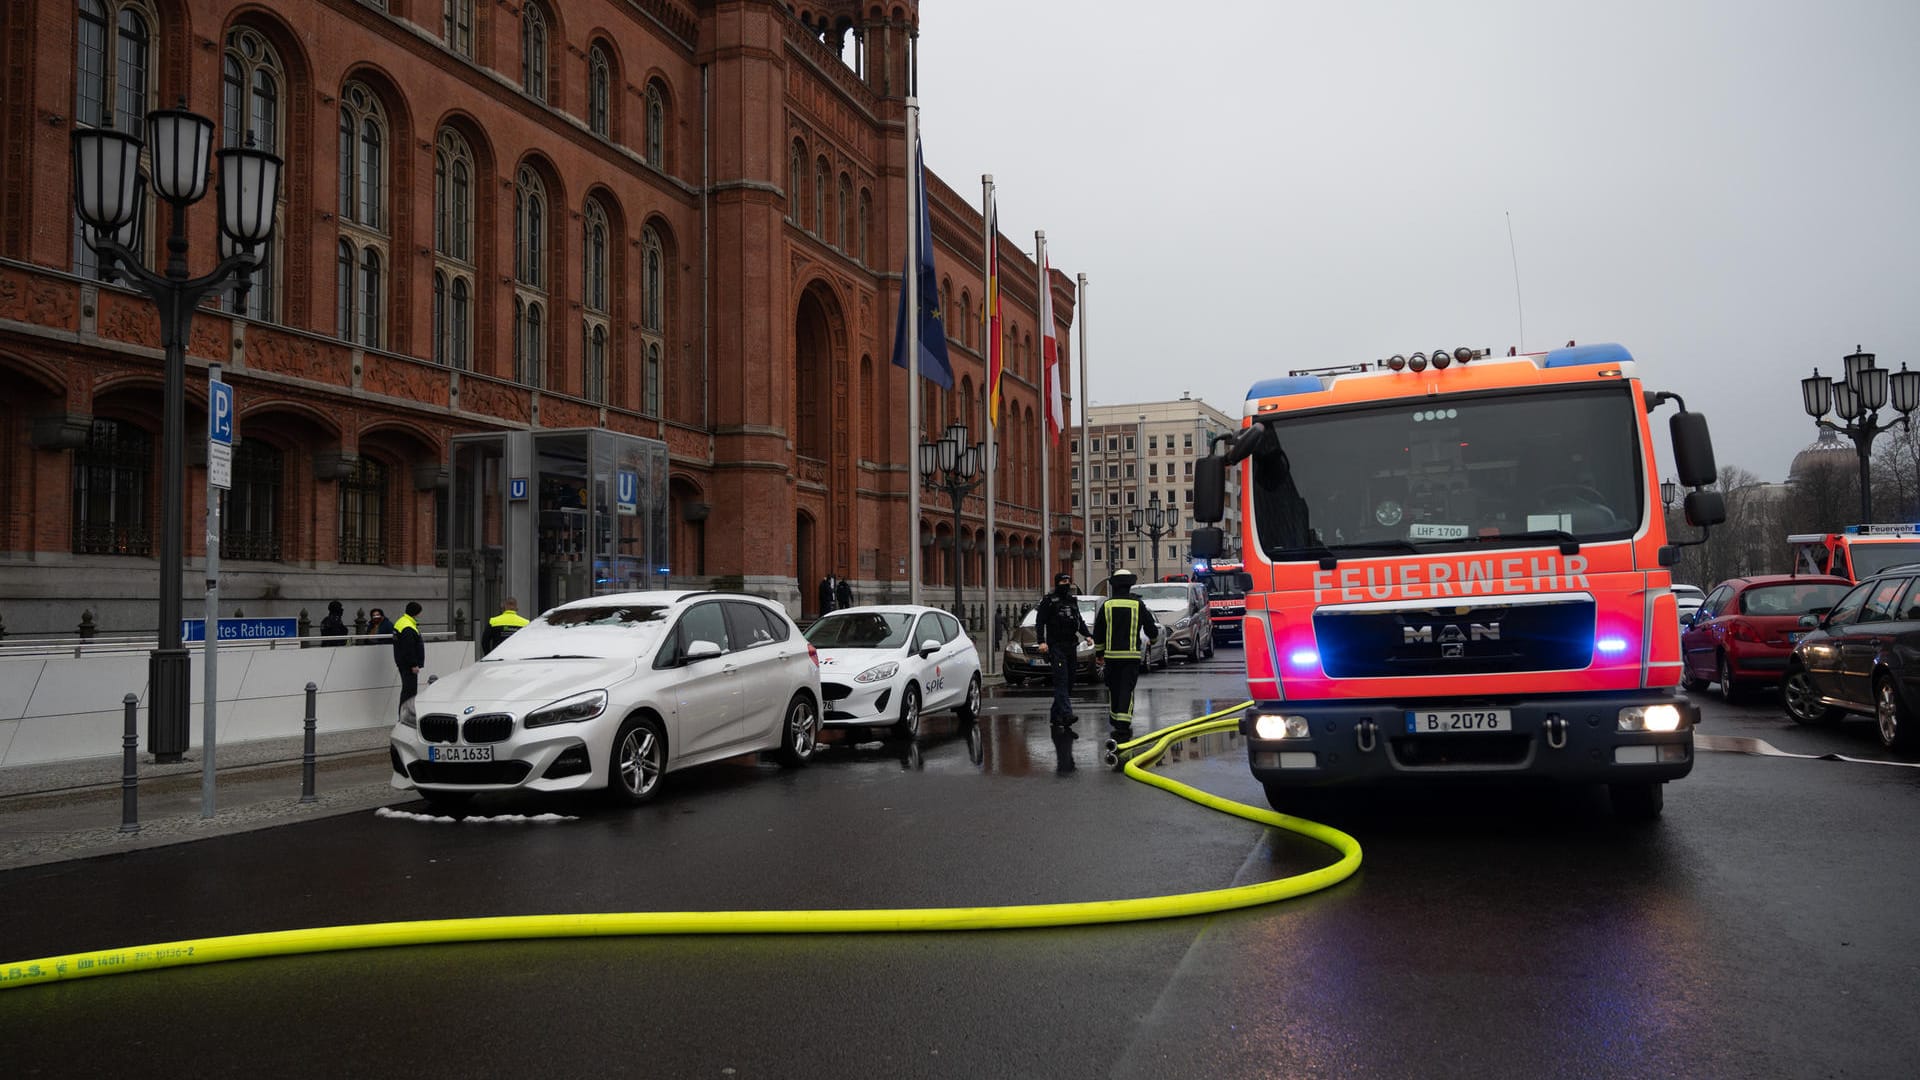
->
left=1618, top=704, right=1683, bottom=733
left=1253, top=713, right=1311, bottom=740
left=1007, top=642, right=1023, bottom=655
left=1175, top=616, right=1192, bottom=630
left=855, top=661, right=899, bottom=684
left=398, top=698, right=418, bottom=729
left=525, top=689, right=608, bottom=728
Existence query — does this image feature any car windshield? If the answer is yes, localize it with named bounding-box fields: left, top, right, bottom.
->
left=1130, top=584, right=1192, bottom=606
left=1248, top=385, right=1643, bottom=561
left=806, top=611, right=914, bottom=649
left=1738, top=582, right=1852, bottom=616
left=1203, top=572, right=1253, bottom=599
left=487, top=603, right=672, bottom=661
left=1849, top=542, right=1920, bottom=579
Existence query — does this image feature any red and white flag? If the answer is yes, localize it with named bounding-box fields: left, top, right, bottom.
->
left=1040, top=253, right=1065, bottom=440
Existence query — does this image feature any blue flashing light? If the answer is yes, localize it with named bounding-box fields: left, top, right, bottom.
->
left=1290, top=649, right=1320, bottom=668
left=1597, top=637, right=1629, bottom=654
left=1541, top=343, right=1634, bottom=369
left=1246, top=375, right=1324, bottom=400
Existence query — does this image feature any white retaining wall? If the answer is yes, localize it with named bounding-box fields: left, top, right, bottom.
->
left=0, top=640, right=475, bottom=767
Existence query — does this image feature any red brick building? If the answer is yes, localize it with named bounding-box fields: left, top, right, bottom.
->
left=0, top=0, right=1080, bottom=638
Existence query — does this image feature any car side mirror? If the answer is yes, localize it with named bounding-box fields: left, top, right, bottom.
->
left=683, top=639, right=724, bottom=664
left=919, top=638, right=941, bottom=657
left=1798, top=614, right=1820, bottom=629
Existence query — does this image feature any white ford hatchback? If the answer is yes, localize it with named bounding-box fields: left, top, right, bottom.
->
left=806, top=606, right=981, bottom=738
left=390, top=591, right=822, bottom=808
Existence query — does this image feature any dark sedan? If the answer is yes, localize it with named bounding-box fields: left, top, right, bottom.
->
left=1782, top=571, right=1920, bottom=751
left=1681, top=575, right=1851, bottom=703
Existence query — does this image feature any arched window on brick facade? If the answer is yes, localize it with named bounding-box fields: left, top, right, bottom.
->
left=73, top=0, right=154, bottom=281
left=443, top=0, right=473, bottom=57
left=338, top=457, right=388, bottom=566
left=222, top=26, right=284, bottom=321
left=587, top=45, right=611, bottom=138
left=71, top=419, right=152, bottom=556
left=336, top=81, right=388, bottom=348
left=642, top=225, right=666, bottom=416
left=222, top=440, right=283, bottom=561
left=513, top=166, right=548, bottom=387
left=521, top=2, right=549, bottom=102
left=432, top=128, right=475, bottom=368
left=582, top=197, right=611, bottom=403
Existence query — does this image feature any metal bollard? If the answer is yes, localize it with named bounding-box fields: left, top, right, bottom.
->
left=300, top=681, right=318, bottom=803
left=120, top=693, right=139, bottom=833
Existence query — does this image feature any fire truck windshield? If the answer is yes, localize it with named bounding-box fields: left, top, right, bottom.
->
left=1847, top=542, right=1920, bottom=579
left=1248, top=385, right=1644, bottom=561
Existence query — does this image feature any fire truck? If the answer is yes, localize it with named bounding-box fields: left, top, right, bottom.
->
left=1190, top=343, right=1726, bottom=819
left=1788, top=524, right=1920, bottom=583
left=1166, top=560, right=1254, bottom=644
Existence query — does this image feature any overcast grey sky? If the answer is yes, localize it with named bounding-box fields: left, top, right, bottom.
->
left=915, top=0, right=1920, bottom=485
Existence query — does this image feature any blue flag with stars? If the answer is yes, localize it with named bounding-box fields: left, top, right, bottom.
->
left=890, top=134, right=953, bottom=389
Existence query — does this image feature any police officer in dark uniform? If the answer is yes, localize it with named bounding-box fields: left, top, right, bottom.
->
left=1093, top=569, right=1158, bottom=741
left=1034, top=572, right=1093, bottom=732
left=481, top=597, right=530, bottom=657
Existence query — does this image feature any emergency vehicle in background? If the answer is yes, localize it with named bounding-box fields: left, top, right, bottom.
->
left=1788, top=525, right=1920, bottom=583
left=1163, top=559, right=1254, bottom=644
left=1190, top=343, right=1727, bottom=820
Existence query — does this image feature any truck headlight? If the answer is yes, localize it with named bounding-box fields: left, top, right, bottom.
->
left=1618, top=704, right=1683, bottom=732
left=1253, top=713, right=1311, bottom=740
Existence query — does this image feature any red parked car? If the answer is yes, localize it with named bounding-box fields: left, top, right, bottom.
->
left=1681, top=575, right=1853, bottom=702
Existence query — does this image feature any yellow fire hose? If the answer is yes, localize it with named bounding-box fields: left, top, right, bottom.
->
left=0, top=703, right=1360, bottom=991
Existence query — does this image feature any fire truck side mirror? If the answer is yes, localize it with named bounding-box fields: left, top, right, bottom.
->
left=1194, top=454, right=1227, bottom=523
left=1671, top=411, right=1718, bottom=488
left=1190, top=527, right=1224, bottom=559
left=1684, top=489, right=1727, bottom=528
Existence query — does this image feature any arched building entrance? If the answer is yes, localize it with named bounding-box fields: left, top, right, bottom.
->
left=794, top=278, right=851, bottom=602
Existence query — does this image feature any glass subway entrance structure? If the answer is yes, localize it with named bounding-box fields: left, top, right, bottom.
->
left=447, top=429, right=671, bottom=636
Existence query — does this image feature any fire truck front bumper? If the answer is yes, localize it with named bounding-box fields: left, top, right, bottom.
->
left=1242, top=693, right=1698, bottom=788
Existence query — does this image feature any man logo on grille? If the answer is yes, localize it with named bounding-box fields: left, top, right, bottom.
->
left=1403, top=622, right=1501, bottom=645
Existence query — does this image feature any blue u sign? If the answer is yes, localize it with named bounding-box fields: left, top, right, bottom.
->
left=616, top=470, right=639, bottom=515
left=509, top=477, right=529, bottom=501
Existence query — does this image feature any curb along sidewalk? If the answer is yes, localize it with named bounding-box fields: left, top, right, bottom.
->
left=0, top=729, right=405, bottom=873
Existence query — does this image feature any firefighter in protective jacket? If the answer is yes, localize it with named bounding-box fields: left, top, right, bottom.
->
left=1092, top=569, right=1157, bottom=738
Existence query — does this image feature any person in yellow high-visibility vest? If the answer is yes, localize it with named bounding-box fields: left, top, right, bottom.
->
left=481, top=597, right=531, bottom=657
left=1092, top=569, right=1158, bottom=740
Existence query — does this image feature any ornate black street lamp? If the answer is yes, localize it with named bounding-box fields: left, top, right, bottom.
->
left=1661, top=477, right=1678, bottom=510
left=1802, top=347, right=1920, bottom=524
left=919, top=421, right=986, bottom=621
left=73, top=105, right=283, bottom=761
left=1130, top=492, right=1173, bottom=583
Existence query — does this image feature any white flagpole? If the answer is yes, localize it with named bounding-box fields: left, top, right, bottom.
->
left=1077, top=272, right=1092, bottom=595
left=1036, top=229, right=1051, bottom=584
left=981, top=175, right=996, bottom=673
left=906, top=101, right=922, bottom=605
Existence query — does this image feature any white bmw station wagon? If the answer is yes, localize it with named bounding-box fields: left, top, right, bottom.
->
left=390, top=591, right=822, bottom=808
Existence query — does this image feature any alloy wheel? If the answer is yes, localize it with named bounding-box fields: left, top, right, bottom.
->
left=619, top=726, right=662, bottom=798
left=1877, top=679, right=1900, bottom=746
left=1783, top=670, right=1822, bottom=724
left=790, top=696, right=819, bottom=758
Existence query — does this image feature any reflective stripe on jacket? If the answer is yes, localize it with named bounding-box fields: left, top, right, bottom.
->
left=489, top=611, right=530, bottom=630
left=1100, top=598, right=1143, bottom=660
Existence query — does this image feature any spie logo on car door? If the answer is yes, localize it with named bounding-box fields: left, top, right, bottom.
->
left=926, top=664, right=945, bottom=694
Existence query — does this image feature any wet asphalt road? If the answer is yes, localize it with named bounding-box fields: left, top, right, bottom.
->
left=3, top=651, right=1918, bottom=1078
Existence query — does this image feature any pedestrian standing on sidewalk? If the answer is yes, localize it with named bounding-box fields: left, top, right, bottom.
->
left=392, top=601, right=425, bottom=720
left=1035, top=572, right=1093, bottom=735
left=319, top=600, right=349, bottom=646
left=835, top=574, right=854, bottom=612
left=362, top=607, right=389, bottom=645
left=1093, top=569, right=1157, bottom=742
